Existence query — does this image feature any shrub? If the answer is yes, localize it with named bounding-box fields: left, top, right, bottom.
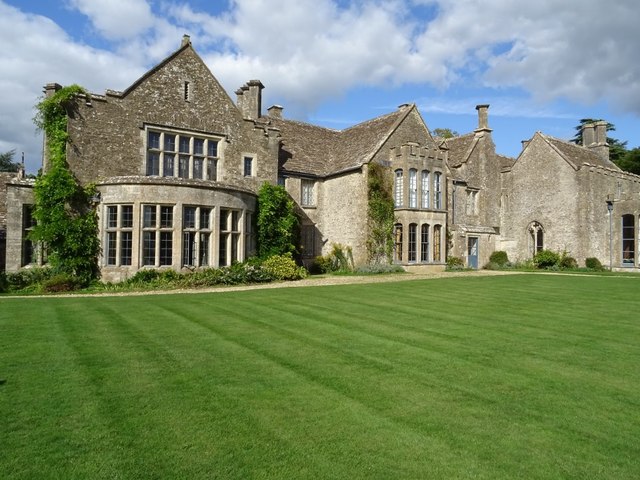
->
left=585, top=257, right=605, bottom=271
left=0, top=272, right=7, bottom=293
left=5, top=267, right=53, bottom=291
left=262, top=253, right=308, bottom=281
left=489, top=251, right=509, bottom=267
left=533, top=249, right=561, bottom=269
left=559, top=255, right=578, bottom=270
left=313, top=244, right=355, bottom=273
left=446, top=256, right=465, bottom=270
left=257, top=183, right=299, bottom=258
left=42, top=274, right=81, bottom=293
left=310, top=255, right=333, bottom=274
left=126, top=269, right=161, bottom=285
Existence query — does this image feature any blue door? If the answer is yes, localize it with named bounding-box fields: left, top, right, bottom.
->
left=467, top=237, right=479, bottom=269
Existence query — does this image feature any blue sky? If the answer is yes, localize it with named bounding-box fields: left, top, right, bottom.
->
left=1, top=0, right=639, bottom=173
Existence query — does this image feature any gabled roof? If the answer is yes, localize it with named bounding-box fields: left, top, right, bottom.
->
left=528, top=133, right=620, bottom=171
left=497, top=154, right=516, bottom=170
left=444, top=133, right=476, bottom=168
left=266, top=106, right=414, bottom=177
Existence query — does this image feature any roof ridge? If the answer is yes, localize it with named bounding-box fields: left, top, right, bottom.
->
left=268, top=117, right=341, bottom=133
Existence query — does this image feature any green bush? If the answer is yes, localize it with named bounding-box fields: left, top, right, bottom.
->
left=533, top=249, right=561, bottom=269
left=489, top=251, right=509, bottom=267
left=312, top=244, right=355, bottom=273
left=126, top=269, right=161, bottom=285
left=42, top=274, right=81, bottom=293
left=5, top=267, right=53, bottom=291
left=262, top=253, right=308, bottom=281
left=446, top=256, right=465, bottom=271
left=310, top=255, right=333, bottom=274
left=559, top=255, right=578, bottom=270
left=585, top=257, right=605, bottom=271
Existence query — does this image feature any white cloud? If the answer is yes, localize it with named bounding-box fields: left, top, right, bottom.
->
left=67, top=0, right=154, bottom=40
left=0, top=2, right=145, bottom=172
left=1, top=0, right=638, bottom=172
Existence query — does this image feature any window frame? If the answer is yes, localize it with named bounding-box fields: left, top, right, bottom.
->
left=434, top=172, right=442, bottom=209
left=141, top=204, right=174, bottom=267
left=421, top=170, right=430, bottom=209
left=409, top=169, right=417, bottom=208
left=301, top=179, right=315, bottom=207
left=243, top=155, right=254, bottom=177
left=622, top=214, right=635, bottom=265
left=145, top=127, right=221, bottom=181
left=394, top=169, right=404, bottom=208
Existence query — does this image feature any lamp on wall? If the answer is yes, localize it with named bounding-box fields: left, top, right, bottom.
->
left=606, top=198, right=614, bottom=271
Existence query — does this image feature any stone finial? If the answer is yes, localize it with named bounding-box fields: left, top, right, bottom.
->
left=181, top=34, right=191, bottom=47
left=475, top=104, right=491, bottom=132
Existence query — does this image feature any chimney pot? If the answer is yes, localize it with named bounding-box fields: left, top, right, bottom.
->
left=582, top=123, right=596, bottom=146
left=267, top=105, right=283, bottom=119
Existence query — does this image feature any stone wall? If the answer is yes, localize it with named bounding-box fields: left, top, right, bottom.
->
left=500, top=138, right=581, bottom=263
left=97, top=178, right=256, bottom=282
left=64, top=45, right=279, bottom=191
left=4, top=182, right=35, bottom=273
left=317, top=169, right=369, bottom=265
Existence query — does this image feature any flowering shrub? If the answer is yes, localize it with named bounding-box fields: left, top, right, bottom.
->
left=261, top=253, right=308, bottom=280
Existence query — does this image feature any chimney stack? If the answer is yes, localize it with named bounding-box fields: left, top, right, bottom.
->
left=236, top=80, right=264, bottom=120
left=475, top=104, right=491, bottom=132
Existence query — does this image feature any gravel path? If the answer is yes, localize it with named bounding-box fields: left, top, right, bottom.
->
left=12, top=269, right=521, bottom=298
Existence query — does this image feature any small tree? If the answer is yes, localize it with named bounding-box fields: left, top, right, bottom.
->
left=432, top=128, right=459, bottom=139
left=256, top=182, right=299, bottom=258
left=0, top=149, right=20, bottom=172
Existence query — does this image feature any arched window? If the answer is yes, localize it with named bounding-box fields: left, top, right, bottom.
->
left=394, top=223, right=403, bottom=262
left=421, top=170, right=430, bottom=208
left=434, top=172, right=442, bottom=209
left=409, top=169, right=417, bottom=208
left=408, top=223, right=417, bottom=262
left=622, top=214, right=635, bottom=265
left=394, top=169, right=403, bottom=207
left=528, top=221, right=544, bottom=256
left=420, top=224, right=430, bottom=262
left=433, top=224, right=442, bottom=262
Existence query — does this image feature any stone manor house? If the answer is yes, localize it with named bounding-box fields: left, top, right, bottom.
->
left=1, top=36, right=639, bottom=281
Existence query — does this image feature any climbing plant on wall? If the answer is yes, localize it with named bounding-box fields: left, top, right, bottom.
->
left=366, top=161, right=395, bottom=264
left=31, top=84, right=100, bottom=285
left=256, top=182, right=299, bottom=258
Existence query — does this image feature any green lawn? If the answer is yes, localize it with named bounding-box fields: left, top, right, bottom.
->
left=1, top=274, right=639, bottom=479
